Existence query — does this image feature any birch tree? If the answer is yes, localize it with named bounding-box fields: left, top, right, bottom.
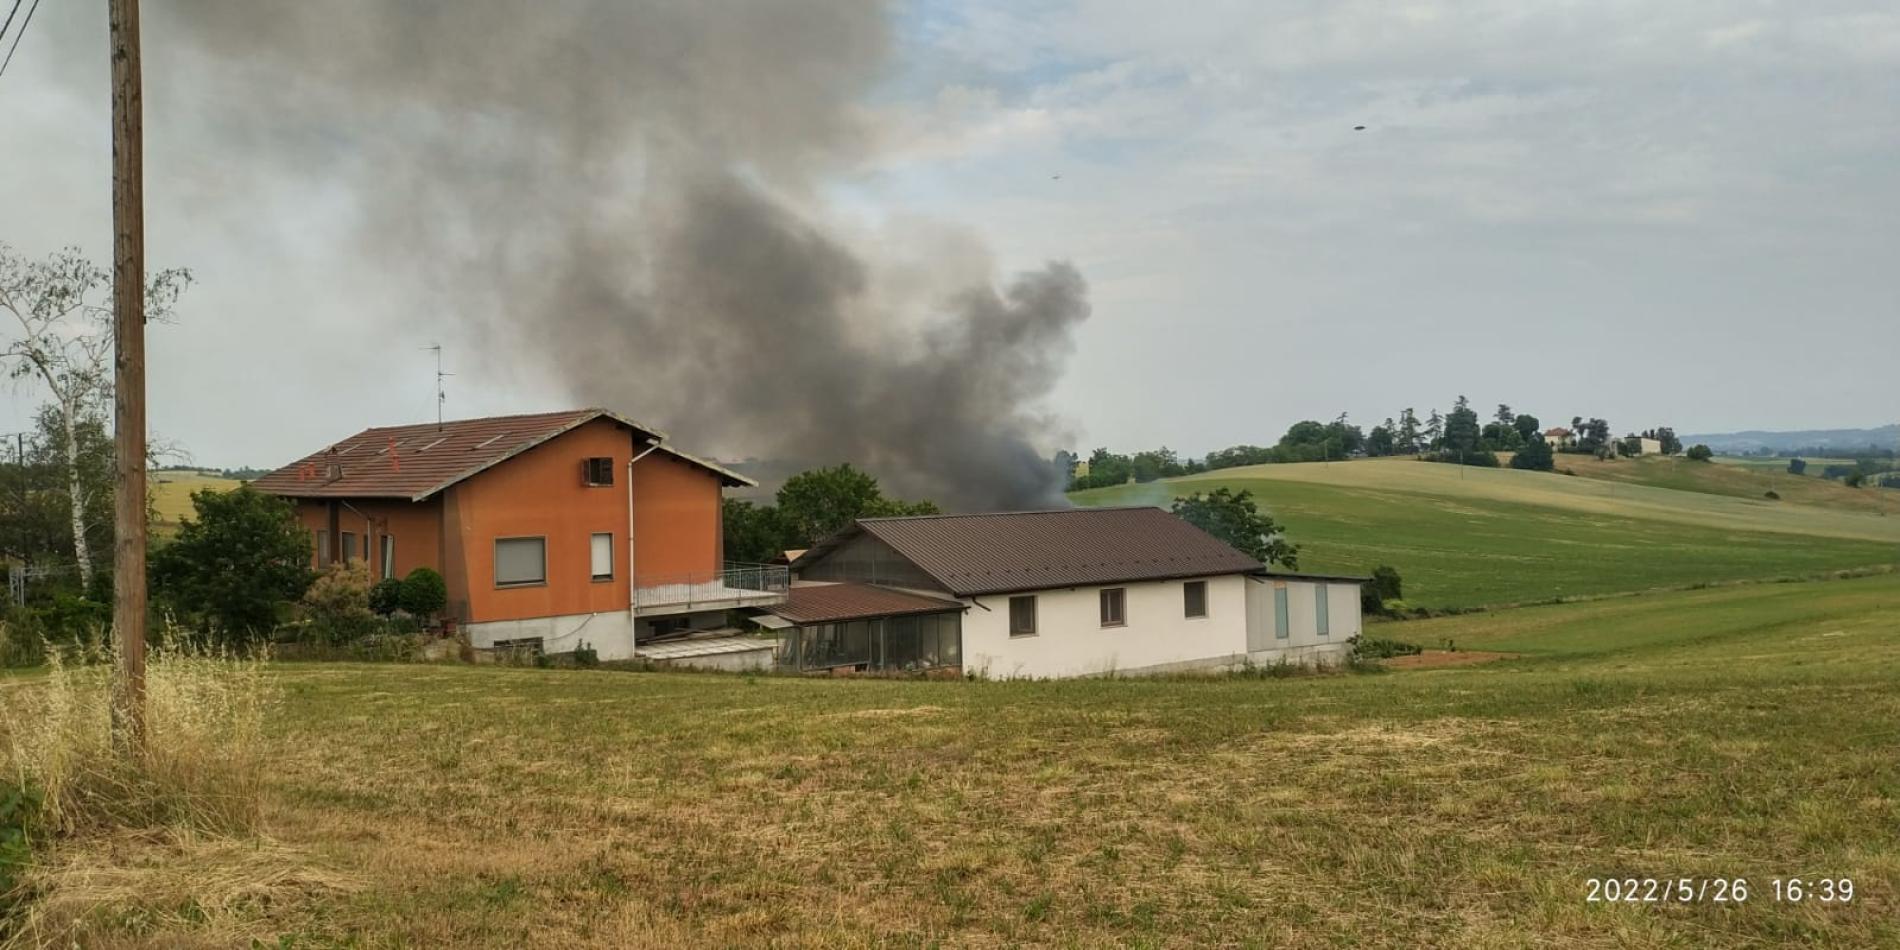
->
left=0, top=244, right=190, bottom=586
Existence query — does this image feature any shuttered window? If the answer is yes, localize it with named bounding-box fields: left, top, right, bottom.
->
left=1099, top=588, right=1126, bottom=627
left=590, top=533, right=614, bottom=581
left=1316, top=586, right=1330, bottom=636
left=495, top=537, right=547, bottom=587
left=1274, top=585, right=1290, bottom=639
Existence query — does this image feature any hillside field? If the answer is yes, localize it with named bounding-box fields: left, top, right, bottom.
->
left=7, top=574, right=1897, bottom=947
left=1070, top=458, right=1900, bottom=609
left=150, top=470, right=243, bottom=535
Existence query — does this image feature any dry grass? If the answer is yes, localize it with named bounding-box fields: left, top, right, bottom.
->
left=0, top=636, right=305, bottom=948
left=7, top=576, right=1900, bottom=946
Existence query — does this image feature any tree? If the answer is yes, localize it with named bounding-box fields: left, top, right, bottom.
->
left=368, top=577, right=404, bottom=615
left=1510, top=437, right=1555, bottom=471
left=150, top=485, right=311, bottom=640
left=0, top=244, right=190, bottom=587
left=722, top=497, right=790, bottom=564
left=1366, top=424, right=1395, bottom=457
left=1494, top=403, right=1515, bottom=428
left=1170, top=488, right=1297, bottom=569
left=1655, top=427, right=1682, bottom=455
left=1442, top=396, right=1482, bottom=455
left=1787, top=458, right=1807, bottom=476
left=1424, top=409, right=1444, bottom=450
left=1130, top=447, right=1184, bottom=483
left=1397, top=408, right=1421, bottom=455
left=1685, top=444, right=1714, bottom=462
left=398, top=566, right=448, bottom=620
left=740, top=464, right=939, bottom=553
left=1513, top=414, right=1541, bottom=443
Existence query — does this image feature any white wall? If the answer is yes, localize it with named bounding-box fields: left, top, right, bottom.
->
left=1243, top=579, right=1360, bottom=667
left=959, top=575, right=1250, bottom=679
left=466, top=609, right=636, bottom=660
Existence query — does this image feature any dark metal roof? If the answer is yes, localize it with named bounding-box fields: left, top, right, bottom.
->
left=1251, top=570, right=1370, bottom=585
left=249, top=408, right=754, bottom=501
left=796, top=507, right=1266, bottom=598
left=769, top=582, right=964, bottom=624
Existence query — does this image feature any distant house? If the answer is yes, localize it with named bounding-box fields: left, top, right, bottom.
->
left=1543, top=427, right=1574, bottom=448
left=1628, top=437, right=1664, bottom=456
left=252, top=409, right=787, bottom=663
left=771, top=507, right=1365, bottom=679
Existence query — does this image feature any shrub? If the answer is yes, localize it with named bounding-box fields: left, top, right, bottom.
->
left=368, top=577, right=405, bottom=616
left=1352, top=636, right=1424, bottom=659
left=1510, top=438, right=1555, bottom=471
left=150, top=485, right=312, bottom=642
left=0, top=781, right=39, bottom=908
left=1787, top=458, right=1807, bottom=475
left=574, top=641, right=600, bottom=668
left=300, top=562, right=379, bottom=645
left=1764, top=490, right=1781, bottom=500
left=399, top=567, right=448, bottom=621
left=1427, top=449, right=1500, bottom=468
left=1685, top=444, right=1714, bottom=462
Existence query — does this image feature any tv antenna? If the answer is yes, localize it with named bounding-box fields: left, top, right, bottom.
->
left=424, top=344, right=453, bottom=429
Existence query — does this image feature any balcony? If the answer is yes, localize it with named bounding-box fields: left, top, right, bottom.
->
left=632, top=562, right=789, bottom=615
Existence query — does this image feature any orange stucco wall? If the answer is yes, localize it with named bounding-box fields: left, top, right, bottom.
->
left=282, top=417, right=728, bottom=625
left=630, top=451, right=723, bottom=588
left=450, top=418, right=634, bottom=623
left=294, top=497, right=442, bottom=582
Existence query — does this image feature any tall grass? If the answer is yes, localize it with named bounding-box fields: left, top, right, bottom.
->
left=0, top=630, right=279, bottom=837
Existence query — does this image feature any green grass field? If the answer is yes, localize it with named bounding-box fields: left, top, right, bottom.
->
left=1567, top=455, right=1900, bottom=516
left=1071, top=459, right=1900, bottom=609
left=11, top=574, right=1897, bottom=947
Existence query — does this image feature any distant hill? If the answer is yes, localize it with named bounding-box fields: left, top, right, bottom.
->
left=1681, top=424, right=1899, bottom=455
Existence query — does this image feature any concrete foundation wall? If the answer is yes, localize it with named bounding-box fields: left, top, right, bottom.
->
left=464, top=609, right=635, bottom=660
left=647, top=648, right=773, bottom=673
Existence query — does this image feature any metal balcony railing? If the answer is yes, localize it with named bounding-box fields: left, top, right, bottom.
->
left=632, top=562, right=789, bottom=611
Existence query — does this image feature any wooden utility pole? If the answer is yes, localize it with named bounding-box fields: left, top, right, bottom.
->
left=109, top=0, right=147, bottom=749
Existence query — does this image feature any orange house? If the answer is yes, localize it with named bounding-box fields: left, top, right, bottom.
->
left=250, top=409, right=786, bottom=659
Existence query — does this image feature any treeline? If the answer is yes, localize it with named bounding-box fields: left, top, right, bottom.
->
left=1064, top=397, right=1683, bottom=488
left=722, top=464, right=939, bottom=564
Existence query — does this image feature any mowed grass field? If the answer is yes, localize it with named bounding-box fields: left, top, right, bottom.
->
left=1568, top=455, right=1900, bottom=516
left=149, top=470, right=242, bottom=535
left=16, top=574, right=1899, bottom=947
left=1071, top=458, right=1900, bottom=609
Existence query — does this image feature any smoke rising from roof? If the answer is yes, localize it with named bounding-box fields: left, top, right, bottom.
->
left=159, top=1, right=1088, bottom=510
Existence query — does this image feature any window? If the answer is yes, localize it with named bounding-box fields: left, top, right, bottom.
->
left=1316, top=586, right=1330, bottom=637
left=1274, top=585, right=1290, bottom=639
left=494, top=537, right=547, bottom=587
left=1184, top=580, right=1208, bottom=618
left=1099, top=587, right=1126, bottom=627
left=380, top=535, right=395, bottom=579
left=1008, top=595, right=1037, bottom=636
left=590, top=532, right=614, bottom=581
left=341, top=532, right=358, bottom=563
left=314, top=529, right=330, bottom=566
left=583, top=456, right=615, bottom=486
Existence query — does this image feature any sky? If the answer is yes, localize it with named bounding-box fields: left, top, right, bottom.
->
left=2, top=0, right=1896, bottom=471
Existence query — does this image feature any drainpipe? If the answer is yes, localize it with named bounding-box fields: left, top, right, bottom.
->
left=627, top=440, right=662, bottom=653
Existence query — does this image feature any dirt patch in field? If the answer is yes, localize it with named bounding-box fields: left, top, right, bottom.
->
left=1385, top=650, right=1517, bottom=670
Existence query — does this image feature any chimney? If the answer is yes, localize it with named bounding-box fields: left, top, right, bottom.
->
left=325, top=447, right=343, bottom=482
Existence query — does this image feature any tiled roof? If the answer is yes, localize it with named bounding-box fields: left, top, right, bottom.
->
left=249, top=408, right=750, bottom=500
left=769, top=582, right=964, bottom=624
left=796, top=507, right=1266, bottom=598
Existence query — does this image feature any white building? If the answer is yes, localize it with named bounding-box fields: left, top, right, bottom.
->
left=774, top=508, right=1366, bottom=679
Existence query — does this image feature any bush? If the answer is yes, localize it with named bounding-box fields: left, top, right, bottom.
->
left=1764, top=490, right=1781, bottom=500
left=1427, top=449, right=1500, bottom=468
left=1354, top=636, right=1424, bottom=659
left=150, top=485, right=312, bottom=642
left=1509, top=438, right=1555, bottom=471
left=0, top=781, right=39, bottom=908
left=399, top=567, right=448, bottom=621
left=300, top=562, right=379, bottom=645
left=1360, top=565, right=1403, bottom=615
left=1685, top=444, right=1714, bottom=462
left=574, top=641, right=600, bottom=668
left=368, top=577, right=404, bottom=616
left=1787, top=458, right=1807, bottom=475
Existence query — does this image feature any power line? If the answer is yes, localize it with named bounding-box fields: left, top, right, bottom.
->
left=0, top=0, right=40, bottom=79
left=0, top=0, right=25, bottom=49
